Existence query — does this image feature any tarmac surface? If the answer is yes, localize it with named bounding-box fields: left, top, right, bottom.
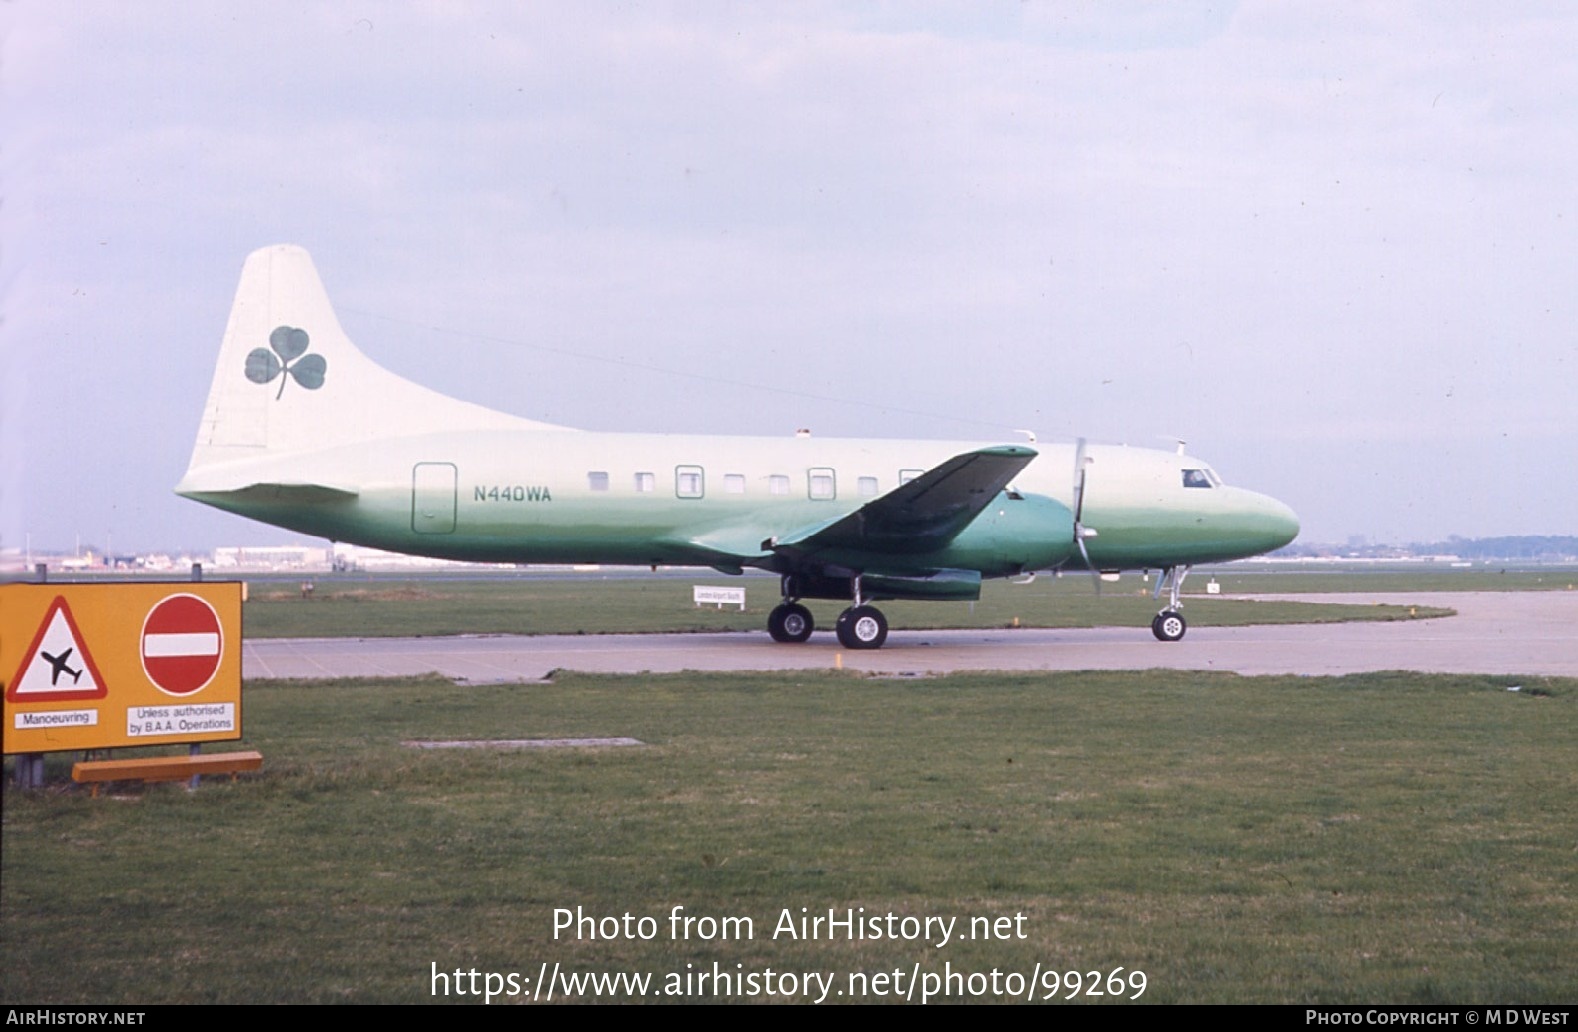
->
left=243, top=591, right=1578, bottom=681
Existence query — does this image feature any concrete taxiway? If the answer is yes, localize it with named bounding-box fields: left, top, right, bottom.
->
left=243, top=591, right=1578, bottom=681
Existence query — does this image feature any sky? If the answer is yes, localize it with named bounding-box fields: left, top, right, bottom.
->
left=3, top=2, right=1575, bottom=555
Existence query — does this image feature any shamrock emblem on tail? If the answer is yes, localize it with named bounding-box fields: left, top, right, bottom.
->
left=246, top=326, right=328, bottom=398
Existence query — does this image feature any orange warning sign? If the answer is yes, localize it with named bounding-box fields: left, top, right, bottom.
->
left=1, top=582, right=243, bottom=754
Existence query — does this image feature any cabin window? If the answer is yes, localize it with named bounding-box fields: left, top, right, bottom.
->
left=587, top=471, right=609, bottom=492
left=899, top=468, right=923, bottom=485
left=809, top=468, right=836, bottom=500
left=1182, top=469, right=1214, bottom=489
left=857, top=476, right=878, bottom=497
left=676, top=465, right=704, bottom=499
left=768, top=475, right=790, bottom=496
left=724, top=473, right=746, bottom=495
left=634, top=471, right=655, bottom=493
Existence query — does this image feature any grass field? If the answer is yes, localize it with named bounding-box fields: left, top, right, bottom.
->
left=3, top=670, right=1573, bottom=1004
left=235, top=572, right=1463, bottom=638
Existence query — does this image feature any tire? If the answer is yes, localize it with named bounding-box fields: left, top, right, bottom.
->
left=835, top=605, right=888, bottom=650
left=768, top=603, right=814, bottom=643
left=1152, top=609, right=1187, bottom=642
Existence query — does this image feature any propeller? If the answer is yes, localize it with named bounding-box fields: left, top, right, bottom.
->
left=1072, top=438, right=1103, bottom=594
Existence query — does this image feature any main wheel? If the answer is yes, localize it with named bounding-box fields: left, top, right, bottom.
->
left=1152, top=609, right=1187, bottom=642
left=835, top=605, right=888, bottom=650
left=767, top=602, right=814, bottom=643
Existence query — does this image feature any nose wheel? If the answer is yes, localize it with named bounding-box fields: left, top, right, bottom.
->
left=1151, top=609, right=1187, bottom=641
left=835, top=605, right=888, bottom=650
left=1151, top=565, right=1191, bottom=641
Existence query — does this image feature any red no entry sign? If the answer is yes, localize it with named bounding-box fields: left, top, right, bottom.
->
left=141, top=593, right=224, bottom=696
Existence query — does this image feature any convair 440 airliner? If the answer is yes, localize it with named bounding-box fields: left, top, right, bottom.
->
left=177, top=245, right=1299, bottom=649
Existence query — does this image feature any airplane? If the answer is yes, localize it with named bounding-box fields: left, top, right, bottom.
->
left=40, top=648, right=83, bottom=686
left=177, top=245, right=1299, bottom=650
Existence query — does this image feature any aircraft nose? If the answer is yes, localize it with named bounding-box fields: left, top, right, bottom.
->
left=1253, top=492, right=1300, bottom=552
left=1218, top=487, right=1300, bottom=557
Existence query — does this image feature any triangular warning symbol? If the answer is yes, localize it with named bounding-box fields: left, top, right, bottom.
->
left=6, top=596, right=110, bottom=702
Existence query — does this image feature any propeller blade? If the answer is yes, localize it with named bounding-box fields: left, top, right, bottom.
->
left=1071, top=437, right=1101, bottom=594
left=1072, top=437, right=1088, bottom=524
left=1076, top=532, right=1102, bottom=596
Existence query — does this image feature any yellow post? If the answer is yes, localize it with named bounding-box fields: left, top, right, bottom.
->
left=835, top=652, right=843, bottom=670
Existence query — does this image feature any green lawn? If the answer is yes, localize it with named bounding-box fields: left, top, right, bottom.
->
left=4, top=670, right=1572, bottom=1004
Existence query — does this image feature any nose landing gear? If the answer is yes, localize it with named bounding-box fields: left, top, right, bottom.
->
left=1151, top=609, right=1187, bottom=641
left=1151, top=565, right=1190, bottom=642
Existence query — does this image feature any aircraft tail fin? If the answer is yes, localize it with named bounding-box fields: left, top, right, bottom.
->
left=179, top=245, right=562, bottom=488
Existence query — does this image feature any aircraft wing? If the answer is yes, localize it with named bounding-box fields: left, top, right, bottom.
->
left=770, top=445, right=1037, bottom=557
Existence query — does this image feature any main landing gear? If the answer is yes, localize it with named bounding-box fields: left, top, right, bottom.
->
left=766, top=601, right=814, bottom=643
left=835, top=605, right=888, bottom=650
left=767, top=575, right=891, bottom=649
left=1151, top=565, right=1190, bottom=642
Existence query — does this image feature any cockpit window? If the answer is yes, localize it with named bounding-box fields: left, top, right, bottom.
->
left=1182, top=468, right=1215, bottom=489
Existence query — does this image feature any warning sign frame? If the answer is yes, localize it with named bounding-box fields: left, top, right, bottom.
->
left=2, top=581, right=243, bottom=755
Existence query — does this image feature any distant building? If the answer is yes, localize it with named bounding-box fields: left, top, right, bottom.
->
left=331, top=543, right=518, bottom=571
left=213, top=545, right=333, bottom=570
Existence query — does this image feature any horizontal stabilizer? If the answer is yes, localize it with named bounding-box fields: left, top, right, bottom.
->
left=177, top=481, right=360, bottom=505
left=773, top=445, right=1037, bottom=556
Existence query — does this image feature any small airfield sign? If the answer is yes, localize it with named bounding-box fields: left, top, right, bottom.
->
left=2, top=582, right=243, bottom=754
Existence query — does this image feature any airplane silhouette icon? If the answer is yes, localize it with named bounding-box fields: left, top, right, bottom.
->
left=40, top=648, right=83, bottom=686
